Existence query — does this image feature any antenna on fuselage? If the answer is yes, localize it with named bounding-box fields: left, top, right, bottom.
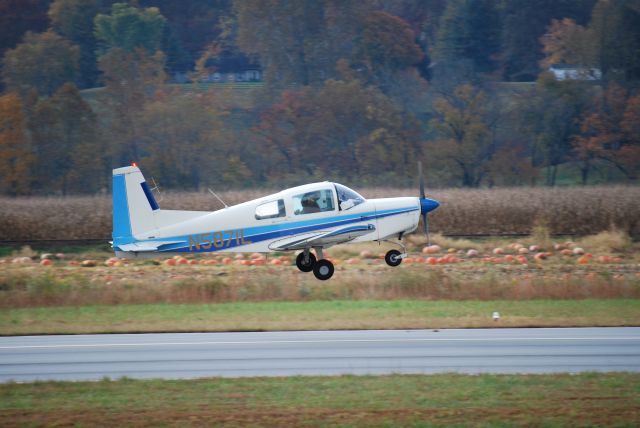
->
left=150, top=177, right=163, bottom=202
left=207, top=188, right=228, bottom=208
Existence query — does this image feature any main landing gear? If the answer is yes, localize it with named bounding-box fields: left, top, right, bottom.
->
left=295, top=248, right=334, bottom=280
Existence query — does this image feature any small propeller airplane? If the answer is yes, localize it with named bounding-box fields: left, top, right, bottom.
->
left=111, top=163, right=439, bottom=280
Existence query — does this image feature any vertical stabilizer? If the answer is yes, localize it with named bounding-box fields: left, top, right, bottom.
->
left=112, top=166, right=159, bottom=245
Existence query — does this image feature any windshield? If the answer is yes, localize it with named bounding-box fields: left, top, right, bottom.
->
left=334, top=183, right=365, bottom=210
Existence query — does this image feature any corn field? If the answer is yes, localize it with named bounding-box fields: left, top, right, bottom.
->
left=1, top=186, right=639, bottom=240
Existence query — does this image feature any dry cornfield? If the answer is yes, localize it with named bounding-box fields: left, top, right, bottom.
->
left=0, top=186, right=639, bottom=240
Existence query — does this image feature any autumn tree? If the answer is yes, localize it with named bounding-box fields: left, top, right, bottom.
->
left=434, top=0, right=501, bottom=74
left=0, top=93, right=33, bottom=195
left=94, top=2, right=167, bottom=167
left=574, top=85, right=640, bottom=182
left=29, top=83, right=102, bottom=194
left=2, top=31, right=80, bottom=97
left=136, top=91, right=251, bottom=189
left=540, top=18, right=596, bottom=69
left=235, top=0, right=378, bottom=87
left=589, top=0, right=640, bottom=81
left=514, top=74, right=592, bottom=185
left=427, top=84, right=498, bottom=187
left=501, top=0, right=596, bottom=81
left=48, top=0, right=108, bottom=88
left=256, top=79, right=420, bottom=184
left=0, top=0, right=52, bottom=84
left=352, top=11, right=424, bottom=91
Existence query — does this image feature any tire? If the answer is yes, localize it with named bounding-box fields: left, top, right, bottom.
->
left=312, top=259, right=334, bottom=280
left=385, top=249, right=402, bottom=267
left=296, top=252, right=316, bottom=272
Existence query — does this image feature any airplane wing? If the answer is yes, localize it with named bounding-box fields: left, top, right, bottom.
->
left=116, top=240, right=184, bottom=252
left=269, top=224, right=375, bottom=251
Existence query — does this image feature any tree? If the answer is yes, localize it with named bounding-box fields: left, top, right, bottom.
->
left=353, top=11, right=424, bottom=91
left=574, top=85, right=640, bottom=182
left=501, top=0, right=596, bottom=81
left=234, top=0, right=377, bottom=87
left=136, top=91, right=244, bottom=189
left=0, top=93, right=32, bottom=195
left=97, top=48, right=166, bottom=167
left=0, top=0, right=52, bottom=84
left=2, top=31, right=80, bottom=97
left=514, top=74, right=592, bottom=185
left=48, top=0, right=107, bottom=88
left=94, top=2, right=166, bottom=54
left=29, top=83, right=102, bottom=194
left=94, top=2, right=168, bottom=168
left=255, top=79, right=420, bottom=184
left=589, top=0, right=640, bottom=81
left=356, top=11, right=423, bottom=72
left=434, top=0, right=501, bottom=74
left=427, top=84, right=497, bottom=187
left=540, top=18, right=596, bottom=69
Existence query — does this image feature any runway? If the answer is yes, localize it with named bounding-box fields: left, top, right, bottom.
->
left=1, top=328, right=639, bottom=382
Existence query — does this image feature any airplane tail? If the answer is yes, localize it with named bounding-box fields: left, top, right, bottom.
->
left=112, top=165, right=160, bottom=245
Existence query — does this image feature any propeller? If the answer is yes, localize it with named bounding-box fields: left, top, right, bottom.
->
left=418, top=161, right=440, bottom=246
left=418, top=161, right=430, bottom=245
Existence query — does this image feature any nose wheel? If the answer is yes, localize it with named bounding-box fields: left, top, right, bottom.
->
left=385, top=249, right=403, bottom=267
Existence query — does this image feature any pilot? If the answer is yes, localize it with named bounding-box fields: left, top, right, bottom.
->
left=301, top=193, right=321, bottom=213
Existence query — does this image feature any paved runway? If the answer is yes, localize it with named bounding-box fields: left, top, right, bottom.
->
left=1, top=328, right=639, bottom=382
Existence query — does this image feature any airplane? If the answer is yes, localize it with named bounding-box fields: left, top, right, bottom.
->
left=111, top=163, right=440, bottom=280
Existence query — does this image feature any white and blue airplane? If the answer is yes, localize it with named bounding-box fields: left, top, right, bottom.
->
left=111, top=163, right=439, bottom=280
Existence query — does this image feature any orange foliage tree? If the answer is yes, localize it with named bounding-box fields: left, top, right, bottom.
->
left=0, top=93, right=33, bottom=195
left=573, top=85, right=639, bottom=183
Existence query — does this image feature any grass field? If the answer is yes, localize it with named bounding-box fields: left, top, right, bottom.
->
left=2, top=299, right=640, bottom=335
left=1, top=373, right=638, bottom=427
left=1, top=186, right=639, bottom=240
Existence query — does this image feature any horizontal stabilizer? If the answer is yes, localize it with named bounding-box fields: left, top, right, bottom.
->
left=117, top=240, right=183, bottom=252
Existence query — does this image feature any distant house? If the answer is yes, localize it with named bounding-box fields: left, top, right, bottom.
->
left=172, top=53, right=262, bottom=84
left=548, top=64, right=602, bottom=81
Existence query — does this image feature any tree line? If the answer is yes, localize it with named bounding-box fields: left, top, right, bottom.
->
left=0, top=0, right=638, bottom=195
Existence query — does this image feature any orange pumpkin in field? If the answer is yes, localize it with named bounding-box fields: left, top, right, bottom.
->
left=164, top=258, right=177, bottom=266
left=422, top=245, right=441, bottom=254
left=40, top=259, right=53, bottom=266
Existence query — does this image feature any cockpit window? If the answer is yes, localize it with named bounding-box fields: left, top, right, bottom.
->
left=293, top=189, right=335, bottom=215
left=335, top=183, right=365, bottom=210
left=255, top=199, right=286, bottom=220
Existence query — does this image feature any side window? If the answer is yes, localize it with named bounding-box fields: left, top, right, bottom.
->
left=293, top=189, right=335, bottom=215
left=255, top=199, right=286, bottom=220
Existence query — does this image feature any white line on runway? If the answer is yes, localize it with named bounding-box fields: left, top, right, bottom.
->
left=2, top=336, right=640, bottom=350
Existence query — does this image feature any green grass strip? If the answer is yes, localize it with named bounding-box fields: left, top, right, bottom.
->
left=1, top=373, right=639, bottom=426
left=2, top=299, right=639, bottom=335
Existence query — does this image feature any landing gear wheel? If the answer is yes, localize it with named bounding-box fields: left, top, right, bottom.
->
left=385, top=249, right=403, bottom=267
left=313, top=259, right=334, bottom=280
left=296, top=252, right=316, bottom=272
